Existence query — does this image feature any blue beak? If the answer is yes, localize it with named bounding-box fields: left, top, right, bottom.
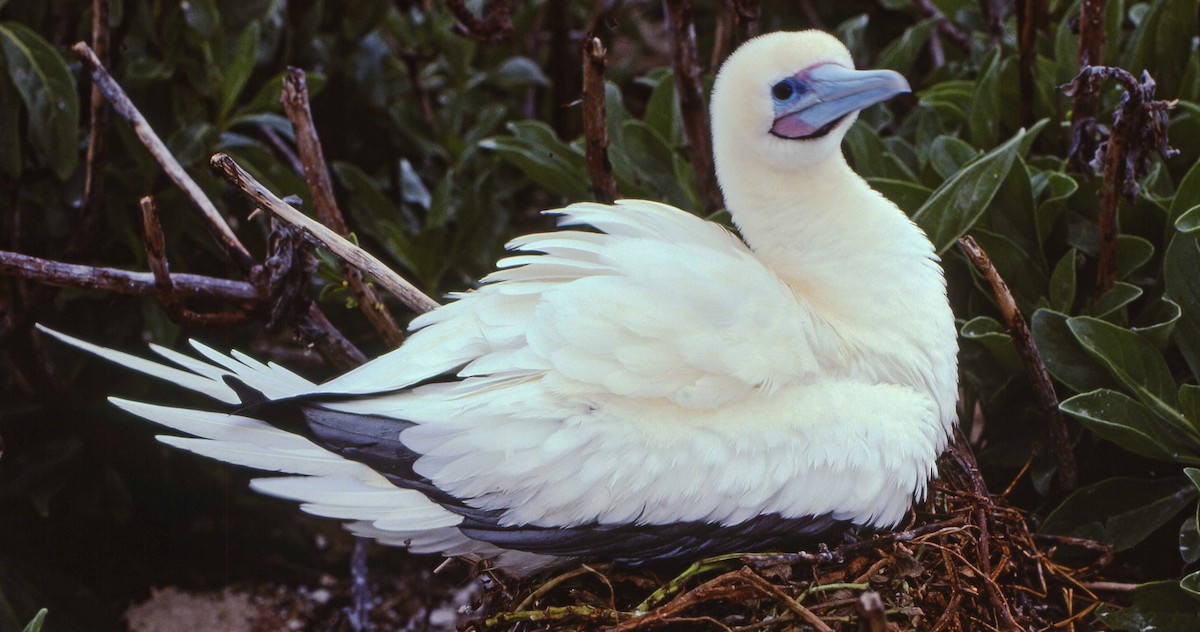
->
left=770, top=64, right=911, bottom=139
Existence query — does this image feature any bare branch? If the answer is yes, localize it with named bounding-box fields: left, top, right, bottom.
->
left=141, top=197, right=252, bottom=326
left=1068, top=0, right=1108, bottom=171
left=1016, top=0, right=1044, bottom=127
left=0, top=250, right=259, bottom=301
left=581, top=37, right=619, bottom=203
left=72, top=42, right=257, bottom=274
left=663, top=0, right=722, bottom=212
left=281, top=68, right=406, bottom=347
left=446, top=0, right=513, bottom=43
left=210, top=153, right=440, bottom=314
left=958, top=235, right=1077, bottom=492
left=73, top=0, right=111, bottom=257
left=914, top=0, right=971, bottom=53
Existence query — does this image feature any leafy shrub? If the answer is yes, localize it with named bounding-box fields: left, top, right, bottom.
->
left=1, top=0, right=1199, bottom=628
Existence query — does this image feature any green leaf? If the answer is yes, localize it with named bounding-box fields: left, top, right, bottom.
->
left=1067, top=316, right=1182, bottom=417
left=1182, top=385, right=1200, bottom=427
left=1096, top=581, right=1200, bottom=631
left=0, top=21, right=80, bottom=179
left=1060, top=389, right=1200, bottom=463
left=482, top=121, right=589, bottom=201
left=1116, top=234, right=1155, bottom=278
left=0, top=63, right=21, bottom=178
left=1170, top=158, right=1200, bottom=225
left=21, top=609, right=46, bottom=632
left=398, top=158, right=431, bottom=211
left=1165, top=234, right=1200, bottom=381
left=180, top=0, right=220, bottom=37
left=1030, top=309, right=1114, bottom=394
left=642, top=69, right=680, bottom=146
left=1048, top=249, right=1079, bottom=313
left=1034, top=170, right=1078, bottom=244
left=876, top=18, right=937, bottom=76
left=1088, top=282, right=1143, bottom=319
left=1042, top=477, right=1197, bottom=551
left=928, top=135, right=978, bottom=180
left=620, top=120, right=696, bottom=210
left=1132, top=297, right=1183, bottom=350
left=960, top=316, right=1021, bottom=370
left=219, top=21, right=260, bottom=122
left=913, top=127, right=1038, bottom=253
left=483, top=56, right=549, bottom=88
left=1177, top=205, right=1200, bottom=234
left=867, top=178, right=932, bottom=216
left=968, top=48, right=1004, bottom=148
left=1181, top=515, right=1200, bottom=564
left=1183, top=572, right=1200, bottom=599
left=843, top=122, right=915, bottom=180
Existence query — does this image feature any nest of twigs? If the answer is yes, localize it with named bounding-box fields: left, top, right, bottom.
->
left=466, top=443, right=1114, bottom=631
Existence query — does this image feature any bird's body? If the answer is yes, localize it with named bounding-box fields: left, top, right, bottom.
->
left=46, top=31, right=958, bottom=573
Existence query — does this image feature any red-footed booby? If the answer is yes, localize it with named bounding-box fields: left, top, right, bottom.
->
left=42, top=31, right=958, bottom=573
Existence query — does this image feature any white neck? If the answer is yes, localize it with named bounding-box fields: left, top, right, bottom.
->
left=722, top=151, right=958, bottom=427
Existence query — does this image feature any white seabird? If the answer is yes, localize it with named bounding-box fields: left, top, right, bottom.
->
left=43, top=30, right=958, bottom=574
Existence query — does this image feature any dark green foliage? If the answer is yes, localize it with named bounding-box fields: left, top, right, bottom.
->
left=2, top=0, right=1200, bottom=627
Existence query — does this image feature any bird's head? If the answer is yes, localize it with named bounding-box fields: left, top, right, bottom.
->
left=711, top=31, right=910, bottom=177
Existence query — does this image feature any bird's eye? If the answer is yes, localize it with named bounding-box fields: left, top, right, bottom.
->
left=772, top=80, right=795, bottom=101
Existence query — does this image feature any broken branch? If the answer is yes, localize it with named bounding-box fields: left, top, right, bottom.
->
left=72, top=42, right=257, bottom=274
left=581, top=37, right=619, bottom=203
left=0, top=250, right=259, bottom=301
left=281, top=68, right=406, bottom=347
left=1068, top=0, right=1108, bottom=172
left=663, top=0, right=722, bottom=212
left=959, top=235, right=1077, bottom=492
left=210, top=153, right=440, bottom=314
left=914, top=0, right=971, bottom=52
left=141, top=196, right=252, bottom=326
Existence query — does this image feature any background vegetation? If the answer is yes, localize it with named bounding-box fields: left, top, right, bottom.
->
left=1, top=0, right=1199, bottom=629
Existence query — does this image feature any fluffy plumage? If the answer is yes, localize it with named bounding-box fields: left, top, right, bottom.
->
left=43, top=30, right=958, bottom=574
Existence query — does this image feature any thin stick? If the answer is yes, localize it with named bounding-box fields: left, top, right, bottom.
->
left=0, top=250, right=259, bottom=301
left=141, top=196, right=251, bottom=326
left=738, top=569, right=835, bottom=632
left=74, top=0, right=110, bottom=256
left=581, top=37, right=618, bottom=203
left=856, top=591, right=888, bottom=632
left=915, top=0, right=971, bottom=52
left=1016, top=0, right=1040, bottom=127
left=662, top=0, right=722, bottom=211
left=946, top=428, right=1022, bottom=630
left=959, top=235, right=1077, bottom=492
left=72, top=42, right=257, bottom=274
left=281, top=68, right=406, bottom=346
left=1069, top=0, right=1108, bottom=171
left=210, top=153, right=440, bottom=314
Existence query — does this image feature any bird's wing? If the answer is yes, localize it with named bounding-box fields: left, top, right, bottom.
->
left=320, top=200, right=836, bottom=409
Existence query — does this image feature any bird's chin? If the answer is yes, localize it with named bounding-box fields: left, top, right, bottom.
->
left=769, top=113, right=850, bottom=140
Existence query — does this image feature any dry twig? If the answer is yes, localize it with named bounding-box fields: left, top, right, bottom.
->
left=72, top=42, right=257, bottom=273
left=210, top=153, right=440, bottom=314
left=1068, top=0, right=1108, bottom=172
left=446, top=0, right=513, bottom=43
left=581, top=37, right=619, bottom=203
left=281, top=68, right=406, bottom=346
left=959, top=235, right=1076, bottom=492
left=662, top=0, right=722, bottom=211
left=914, top=0, right=971, bottom=53
left=140, top=196, right=252, bottom=326
left=0, top=250, right=258, bottom=301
